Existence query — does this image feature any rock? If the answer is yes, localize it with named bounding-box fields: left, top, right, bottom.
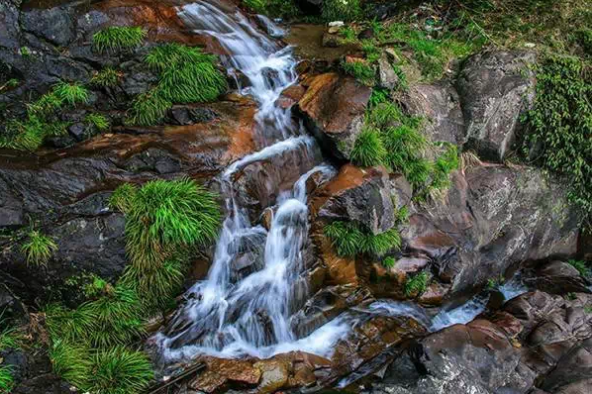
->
left=169, top=106, right=218, bottom=125
left=188, top=358, right=262, bottom=393
left=12, top=374, right=73, bottom=394
left=358, top=28, right=374, bottom=40
left=313, top=164, right=395, bottom=234
left=403, top=81, right=465, bottom=145
left=254, top=359, right=290, bottom=393
left=328, top=26, right=340, bottom=34
left=21, top=7, right=76, bottom=47
left=524, top=260, right=591, bottom=295
left=296, top=73, right=371, bottom=161
left=120, top=67, right=159, bottom=97
left=457, top=51, right=536, bottom=161
left=378, top=54, right=399, bottom=90
left=0, top=177, right=24, bottom=228
left=67, top=122, right=86, bottom=141
left=0, top=0, right=21, bottom=50
left=328, top=21, right=345, bottom=27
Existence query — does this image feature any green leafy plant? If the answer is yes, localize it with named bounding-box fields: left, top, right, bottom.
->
left=382, top=256, right=396, bottom=269
left=568, top=259, right=590, bottom=278
left=126, top=90, right=172, bottom=126
left=92, top=26, right=145, bottom=54
left=342, top=60, right=375, bottom=86
left=351, top=126, right=386, bottom=167
left=49, top=340, right=91, bottom=388
left=21, top=230, right=58, bottom=266
left=322, top=0, right=363, bottom=22
left=324, top=221, right=401, bottom=258
left=20, top=46, right=30, bottom=57
left=382, top=125, right=430, bottom=186
left=522, top=56, right=592, bottom=231
left=86, top=347, right=153, bottom=394
left=486, top=274, right=505, bottom=290
left=90, top=67, right=120, bottom=88
left=53, top=81, right=89, bottom=106
left=109, top=183, right=138, bottom=214
left=86, top=113, right=110, bottom=131
left=0, top=366, right=13, bottom=394
left=404, top=271, right=428, bottom=297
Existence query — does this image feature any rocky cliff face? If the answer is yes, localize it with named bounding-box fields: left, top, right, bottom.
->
left=0, top=0, right=589, bottom=393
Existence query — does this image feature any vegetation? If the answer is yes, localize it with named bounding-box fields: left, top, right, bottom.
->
left=53, top=82, right=89, bottom=106
left=404, top=271, right=428, bottom=297
left=568, top=260, right=590, bottom=278
left=21, top=230, right=58, bottom=266
left=92, top=26, right=145, bottom=54
left=126, top=90, right=172, bottom=126
left=109, top=183, right=138, bottom=214
left=86, top=113, right=110, bottom=131
left=0, top=366, right=13, bottom=394
left=87, top=347, right=153, bottom=394
left=342, top=60, right=375, bottom=85
left=90, top=67, right=120, bottom=88
left=324, top=221, right=401, bottom=258
left=351, top=126, right=386, bottom=167
left=486, top=275, right=505, bottom=290
left=321, top=0, right=363, bottom=22
left=522, top=56, right=591, bottom=231
left=382, top=256, right=395, bottom=269
left=243, top=0, right=300, bottom=19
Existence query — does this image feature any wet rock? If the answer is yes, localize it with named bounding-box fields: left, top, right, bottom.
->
left=403, top=81, right=465, bottom=145
left=296, top=73, right=371, bottom=161
left=120, top=67, right=159, bottom=97
left=313, top=164, right=395, bottom=234
left=67, top=122, right=87, bottom=141
left=188, top=358, right=262, bottom=393
left=0, top=178, right=24, bottom=228
left=0, top=0, right=21, bottom=50
left=254, top=359, right=290, bottom=393
left=12, top=374, right=73, bottom=394
left=123, top=148, right=182, bottom=174
left=169, top=106, right=218, bottom=125
left=457, top=51, right=536, bottom=161
left=21, top=7, right=76, bottom=47
left=524, top=260, right=591, bottom=295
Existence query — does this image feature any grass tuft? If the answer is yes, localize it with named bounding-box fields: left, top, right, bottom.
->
left=86, top=113, right=110, bottom=131
left=324, top=221, right=401, bottom=258
left=322, top=0, right=363, bottom=22
left=92, top=26, right=145, bottom=54
left=342, top=60, right=375, bottom=86
left=382, top=256, right=395, bottom=269
left=351, top=126, right=386, bottom=167
left=109, top=183, right=138, bottom=214
left=568, top=260, right=590, bottom=278
left=90, top=67, right=120, bottom=88
left=49, top=340, right=91, bottom=388
left=126, top=90, right=172, bottom=126
left=0, top=366, right=13, bottom=394
left=52, top=82, right=89, bottom=106
left=404, top=271, right=428, bottom=297
left=21, top=230, right=58, bottom=266
left=87, top=347, right=153, bottom=394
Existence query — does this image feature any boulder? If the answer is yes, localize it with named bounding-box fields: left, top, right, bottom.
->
left=21, top=7, right=76, bottom=47
left=457, top=51, right=536, bottom=161
left=377, top=54, right=399, bottom=90
left=296, top=73, right=372, bottom=161
left=523, top=260, right=591, bottom=295
left=312, top=164, right=395, bottom=234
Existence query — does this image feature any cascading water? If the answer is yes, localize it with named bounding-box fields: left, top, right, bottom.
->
left=154, top=0, right=349, bottom=362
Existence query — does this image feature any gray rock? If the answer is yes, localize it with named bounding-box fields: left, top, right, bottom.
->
left=21, top=7, right=75, bottom=47
left=67, top=122, right=86, bottom=141
left=378, top=54, right=399, bottom=90
left=457, top=51, right=536, bottom=161
left=0, top=0, right=21, bottom=49
left=524, top=260, right=591, bottom=295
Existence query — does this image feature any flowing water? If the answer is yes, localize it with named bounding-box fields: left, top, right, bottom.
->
left=154, top=0, right=349, bottom=362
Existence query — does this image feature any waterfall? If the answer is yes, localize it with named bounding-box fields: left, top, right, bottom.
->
left=154, top=0, right=348, bottom=362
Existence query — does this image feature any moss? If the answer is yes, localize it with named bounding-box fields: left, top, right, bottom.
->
left=350, top=126, right=386, bottom=167
left=404, top=271, right=428, bottom=297
left=90, top=67, right=120, bottom=88
left=342, top=60, right=375, bottom=86
left=21, top=230, right=58, bottom=266
left=324, top=221, right=401, bottom=258
left=92, top=26, right=145, bottom=54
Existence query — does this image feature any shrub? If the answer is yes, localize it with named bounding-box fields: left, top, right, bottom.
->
left=0, top=366, right=13, bottom=394
left=522, top=56, right=592, bottom=230
left=86, top=113, right=110, bottom=131
left=126, top=90, right=172, bottom=126
left=322, top=0, right=363, bottom=22
left=404, top=271, right=428, bottom=297
left=21, top=230, right=58, bottom=266
left=351, top=126, right=386, bottom=167
left=53, top=82, right=89, bottom=106
left=125, top=178, right=221, bottom=271
left=568, top=260, right=590, bottom=278
left=342, top=60, right=375, bottom=86
left=109, top=183, right=138, bottom=214
left=146, top=43, right=227, bottom=104
left=90, top=67, right=120, bottom=88
left=92, top=26, right=145, bottom=54
left=324, top=221, right=401, bottom=258
left=86, top=347, right=153, bottom=394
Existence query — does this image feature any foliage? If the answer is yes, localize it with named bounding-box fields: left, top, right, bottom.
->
left=342, top=60, right=375, bottom=85
left=21, top=230, right=58, bottom=266
left=522, top=56, right=592, bottom=230
left=568, top=260, right=590, bottom=278
left=404, top=271, right=428, bottom=297
left=90, top=67, right=120, bottom=88
left=324, top=221, right=401, bottom=258
left=109, top=183, right=138, bottom=214
left=52, top=82, right=89, bottom=106
left=382, top=125, right=430, bottom=186
left=124, top=178, right=221, bottom=272
left=486, top=275, right=505, bottom=290
left=86, top=113, right=110, bottom=131
left=126, top=90, right=172, bottom=126
left=382, top=256, right=395, bottom=269
left=577, top=29, right=592, bottom=55
left=322, top=0, right=363, bottom=22
left=49, top=341, right=91, bottom=388
left=87, top=347, right=153, bottom=394
left=368, top=88, right=390, bottom=108
left=92, top=26, right=145, bottom=54
left=429, top=143, right=459, bottom=190
left=0, top=366, right=13, bottom=394
left=0, top=327, right=18, bottom=352
left=351, top=126, right=386, bottom=167
left=341, top=26, right=357, bottom=42
left=243, top=0, right=301, bottom=19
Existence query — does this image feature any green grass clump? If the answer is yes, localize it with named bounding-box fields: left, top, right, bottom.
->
left=382, top=125, right=430, bottom=186
left=324, top=221, right=401, bottom=258
left=0, top=366, right=13, bottom=393
left=92, top=26, right=145, bottom=54
left=568, top=260, right=590, bottom=278
left=322, top=0, right=363, bottom=22
left=87, top=347, right=153, bottom=394
left=342, top=60, right=375, bottom=86
left=351, top=126, right=386, bottom=167
left=86, top=113, right=110, bottom=131
left=429, top=143, right=459, bottom=191
left=52, top=82, right=89, bottom=105
left=21, top=230, right=58, bottom=266
left=404, top=271, right=428, bottom=297
left=109, top=183, right=138, bottom=214
left=126, top=90, right=172, bottom=126
left=382, top=256, right=396, bottom=269
left=49, top=341, right=91, bottom=388
left=243, top=0, right=301, bottom=19
left=522, top=56, right=592, bottom=231
left=90, top=67, right=120, bottom=88
left=125, top=178, right=221, bottom=271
